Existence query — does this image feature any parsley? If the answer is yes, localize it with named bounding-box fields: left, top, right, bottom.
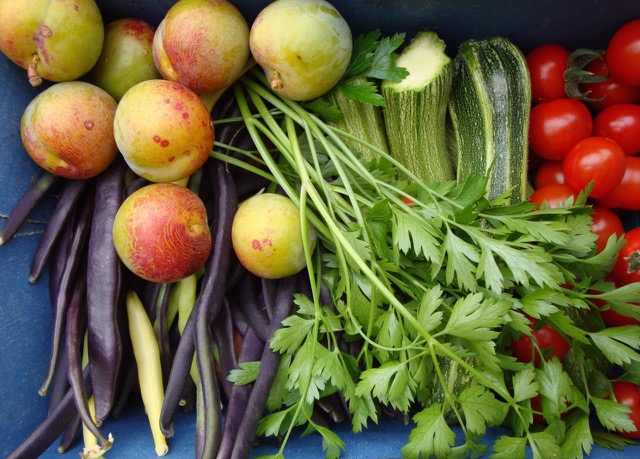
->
left=331, top=30, right=409, bottom=106
left=218, top=68, right=640, bottom=459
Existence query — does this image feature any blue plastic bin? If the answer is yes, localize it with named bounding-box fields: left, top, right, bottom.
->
left=1, top=1, right=639, bottom=457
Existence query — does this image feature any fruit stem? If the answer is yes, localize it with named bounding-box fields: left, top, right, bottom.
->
left=27, top=54, right=43, bottom=87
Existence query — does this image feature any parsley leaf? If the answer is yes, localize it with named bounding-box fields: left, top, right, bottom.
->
left=332, top=30, right=408, bottom=105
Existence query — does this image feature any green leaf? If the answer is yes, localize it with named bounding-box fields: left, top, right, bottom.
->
left=443, top=230, right=480, bottom=291
left=338, top=80, right=385, bottom=106
left=592, top=429, right=639, bottom=450
left=591, top=396, right=637, bottom=433
left=303, top=98, right=344, bottom=122
left=355, top=360, right=413, bottom=410
left=393, top=210, right=443, bottom=263
left=459, top=385, right=508, bottom=434
left=530, top=430, right=562, bottom=458
left=270, top=315, right=314, bottom=355
left=227, top=361, right=260, bottom=385
left=560, top=413, right=593, bottom=459
left=590, top=326, right=640, bottom=366
left=364, top=33, right=408, bottom=81
left=442, top=293, right=510, bottom=340
left=315, top=423, right=346, bottom=459
left=416, top=285, right=444, bottom=334
left=401, top=403, right=456, bottom=458
left=512, top=366, right=538, bottom=403
left=490, top=435, right=527, bottom=459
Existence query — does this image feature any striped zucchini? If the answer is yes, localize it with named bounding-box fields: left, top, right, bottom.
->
left=448, top=36, right=531, bottom=203
left=381, top=30, right=455, bottom=183
left=325, top=75, right=390, bottom=161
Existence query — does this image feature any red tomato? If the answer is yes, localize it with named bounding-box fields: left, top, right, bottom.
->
left=590, top=205, right=625, bottom=254
left=529, top=98, right=593, bottom=161
left=580, top=56, right=640, bottom=112
left=592, top=276, right=640, bottom=327
left=510, top=318, right=571, bottom=367
left=562, top=136, right=626, bottom=198
left=529, top=183, right=577, bottom=209
left=606, top=19, right=640, bottom=86
left=612, top=381, right=640, bottom=439
left=594, top=103, right=640, bottom=156
left=526, top=44, right=570, bottom=104
left=533, top=160, right=565, bottom=189
left=613, top=227, right=640, bottom=285
left=596, top=156, right=640, bottom=210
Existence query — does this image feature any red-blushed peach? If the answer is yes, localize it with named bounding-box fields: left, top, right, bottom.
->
left=20, top=81, right=118, bottom=179
left=0, top=0, right=104, bottom=86
left=231, top=193, right=316, bottom=279
left=113, top=79, right=215, bottom=183
left=112, top=182, right=211, bottom=283
left=152, top=0, right=250, bottom=95
left=87, top=17, right=162, bottom=102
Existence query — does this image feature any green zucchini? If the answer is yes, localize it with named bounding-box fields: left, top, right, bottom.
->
left=324, top=75, right=390, bottom=161
left=426, top=355, right=477, bottom=423
left=448, top=36, right=531, bottom=203
left=381, top=30, right=455, bottom=183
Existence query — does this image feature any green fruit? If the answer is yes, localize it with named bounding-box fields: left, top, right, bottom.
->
left=0, top=0, right=104, bottom=86
left=249, top=0, right=352, bottom=101
left=87, top=18, right=161, bottom=102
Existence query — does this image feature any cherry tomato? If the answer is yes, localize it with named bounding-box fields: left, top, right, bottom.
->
left=591, top=276, right=640, bottom=327
left=596, top=156, right=640, bottom=210
left=529, top=183, right=577, bottom=209
left=606, top=19, right=640, bottom=86
left=526, top=44, right=570, bottom=104
left=612, top=227, right=640, bottom=285
left=529, top=98, right=593, bottom=161
left=580, top=56, right=640, bottom=112
left=510, top=317, right=571, bottom=367
left=562, top=136, right=626, bottom=198
left=612, top=381, right=640, bottom=439
left=590, top=205, right=625, bottom=254
left=533, top=160, right=565, bottom=189
left=593, top=103, right=640, bottom=156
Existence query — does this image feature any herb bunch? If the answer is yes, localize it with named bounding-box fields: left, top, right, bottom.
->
left=214, top=33, right=640, bottom=459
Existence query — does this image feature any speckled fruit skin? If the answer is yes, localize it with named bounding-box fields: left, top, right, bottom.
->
left=0, top=0, right=104, bottom=86
left=113, top=79, right=215, bottom=183
left=112, top=183, right=212, bottom=283
left=249, top=0, right=352, bottom=101
left=231, top=193, right=317, bottom=279
left=153, top=0, right=250, bottom=94
left=20, top=81, right=118, bottom=179
left=87, top=18, right=161, bottom=102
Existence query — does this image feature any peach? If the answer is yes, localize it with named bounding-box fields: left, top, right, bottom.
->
left=231, top=193, right=316, bottom=279
left=152, top=0, right=250, bottom=95
left=112, top=183, right=212, bottom=283
left=0, top=0, right=104, bottom=86
left=20, top=81, right=118, bottom=179
left=113, top=79, right=215, bottom=183
left=87, top=18, right=162, bottom=102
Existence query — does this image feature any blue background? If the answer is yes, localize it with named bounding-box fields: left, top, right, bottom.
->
left=2, top=1, right=640, bottom=457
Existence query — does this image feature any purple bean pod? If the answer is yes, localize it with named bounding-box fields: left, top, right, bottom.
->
left=85, top=157, right=127, bottom=422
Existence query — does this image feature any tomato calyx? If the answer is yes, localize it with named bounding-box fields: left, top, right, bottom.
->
left=623, top=250, right=640, bottom=274
left=563, top=48, right=608, bottom=101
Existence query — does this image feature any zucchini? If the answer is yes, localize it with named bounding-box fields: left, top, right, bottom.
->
left=381, top=30, right=455, bottom=183
left=425, top=354, right=477, bottom=423
left=448, top=36, right=531, bottom=203
left=324, top=75, right=390, bottom=161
